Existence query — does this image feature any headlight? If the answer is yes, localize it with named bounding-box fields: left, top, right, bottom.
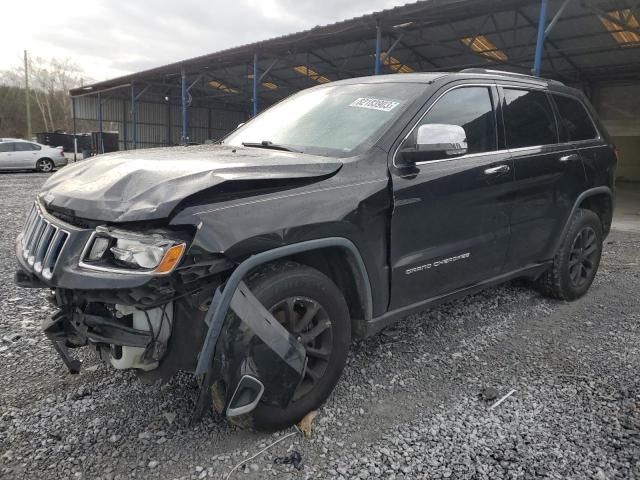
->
left=80, top=226, right=186, bottom=275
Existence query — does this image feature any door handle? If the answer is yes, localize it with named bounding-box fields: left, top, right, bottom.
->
left=484, top=165, right=510, bottom=175
left=559, top=153, right=579, bottom=162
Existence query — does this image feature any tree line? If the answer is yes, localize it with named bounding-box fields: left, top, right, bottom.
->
left=0, top=57, right=88, bottom=139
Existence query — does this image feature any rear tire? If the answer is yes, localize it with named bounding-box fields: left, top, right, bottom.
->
left=537, top=208, right=603, bottom=300
left=35, top=158, right=54, bottom=173
left=212, top=261, right=351, bottom=431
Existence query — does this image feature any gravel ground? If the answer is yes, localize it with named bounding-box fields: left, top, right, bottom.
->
left=1, top=172, right=639, bottom=480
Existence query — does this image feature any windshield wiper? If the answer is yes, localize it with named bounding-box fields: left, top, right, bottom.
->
left=241, top=140, right=301, bottom=153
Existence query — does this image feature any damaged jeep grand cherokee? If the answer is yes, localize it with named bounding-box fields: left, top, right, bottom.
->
left=15, top=70, right=616, bottom=431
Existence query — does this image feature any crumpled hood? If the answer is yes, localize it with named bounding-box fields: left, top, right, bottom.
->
left=38, top=144, right=342, bottom=222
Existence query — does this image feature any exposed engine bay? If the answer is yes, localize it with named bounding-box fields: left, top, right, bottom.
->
left=36, top=271, right=307, bottom=422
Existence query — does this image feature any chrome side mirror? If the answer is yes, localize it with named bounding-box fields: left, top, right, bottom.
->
left=399, top=123, right=468, bottom=165
left=416, top=123, right=468, bottom=156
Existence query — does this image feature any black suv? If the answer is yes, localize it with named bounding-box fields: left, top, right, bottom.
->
left=15, top=70, right=615, bottom=431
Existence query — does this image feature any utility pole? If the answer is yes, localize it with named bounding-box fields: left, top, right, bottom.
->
left=24, top=49, right=32, bottom=140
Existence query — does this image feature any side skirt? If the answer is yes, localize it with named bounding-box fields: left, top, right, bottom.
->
left=365, top=262, right=551, bottom=336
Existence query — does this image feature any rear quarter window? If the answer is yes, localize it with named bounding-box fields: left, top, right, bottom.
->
left=552, top=94, right=598, bottom=142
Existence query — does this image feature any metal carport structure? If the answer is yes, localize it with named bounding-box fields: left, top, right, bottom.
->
left=70, top=0, right=640, bottom=179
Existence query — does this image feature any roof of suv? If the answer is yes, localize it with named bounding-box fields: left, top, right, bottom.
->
left=337, top=69, right=558, bottom=84
left=329, top=69, right=581, bottom=97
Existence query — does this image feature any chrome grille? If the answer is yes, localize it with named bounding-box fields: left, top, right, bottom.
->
left=21, top=203, right=70, bottom=280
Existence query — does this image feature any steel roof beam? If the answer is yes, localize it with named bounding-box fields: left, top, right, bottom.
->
left=544, top=0, right=571, bottom=38
left=394, top=38, right=439, bottom=69
left=517, top=8, right=583, bottom=77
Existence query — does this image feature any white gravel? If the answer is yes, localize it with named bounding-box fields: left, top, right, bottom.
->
left=1, top=172, right=639, bottom=479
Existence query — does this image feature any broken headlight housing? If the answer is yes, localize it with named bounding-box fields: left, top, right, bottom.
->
left=79, top=226, right=186, bottom=275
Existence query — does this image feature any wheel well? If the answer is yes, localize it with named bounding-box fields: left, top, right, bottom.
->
left=579, top=193, right=612, bottom=236
left=288, top=247, right=369, bottom=338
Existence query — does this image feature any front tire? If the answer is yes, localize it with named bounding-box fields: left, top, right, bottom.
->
left=35, top=158, right=54, bottom=173
left=213, top=261, right=351, bottom=431
left=537, top=208, right=603, bottom=300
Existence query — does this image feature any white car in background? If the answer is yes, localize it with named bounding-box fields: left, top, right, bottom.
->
left=0, top=140, right=68, bottom=172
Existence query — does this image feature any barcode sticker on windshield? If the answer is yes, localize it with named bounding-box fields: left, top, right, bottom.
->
left=349, top=97, right=400, bottom=112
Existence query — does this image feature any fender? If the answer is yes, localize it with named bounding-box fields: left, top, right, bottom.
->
left=552, top=186, right=613, bottom=255
left=191, top=237, right=372, bottom=419
left=194, top=237, right=372, bottom=377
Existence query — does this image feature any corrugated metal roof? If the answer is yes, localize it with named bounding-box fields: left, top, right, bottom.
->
left=71, top=0, right=640, bottom=110
left=70, top=0, right=531, bottom=94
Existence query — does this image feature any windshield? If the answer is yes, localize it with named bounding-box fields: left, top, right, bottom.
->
left=224, top=82, right=427, bottom=157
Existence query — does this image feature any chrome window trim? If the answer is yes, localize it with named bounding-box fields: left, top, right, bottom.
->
left=393, top=82, right=607, bottom=169
left=498, top=84, right=602, bottom=143
left=414, top=149, right=506, bottom=166
left=507, top=144, right=606, bottom=155
left=392, top=83, right=497, bottom=168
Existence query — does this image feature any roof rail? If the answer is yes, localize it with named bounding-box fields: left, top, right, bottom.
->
left=459, top=68, right=565, bottom=85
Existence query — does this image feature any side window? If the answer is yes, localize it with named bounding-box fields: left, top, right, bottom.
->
left=503, top=88, right=558, bottom=148
left=415, top=86, right=497, bottom=155
left=0, top=142, right=15, bottom=152
left=552, top=95, right=598, bottom=142
left=15, top=143, right=35, bottom=151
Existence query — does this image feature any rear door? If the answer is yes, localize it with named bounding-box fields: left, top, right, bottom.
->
left=500, top=86, right=587, bottom=269
left=550, top=93, right=606, bottom=186
left=389, top=84, right=513, bottom=309
left=14, top=142, right=40, bottom=168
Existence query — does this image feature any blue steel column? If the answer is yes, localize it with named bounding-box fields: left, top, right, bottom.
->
left=252, top=53, right=259, bottom=117
left=97, top=93, right=104, bottom=154
left=374, top=21, right=382, bottom=75
left=532, top=0, right=549, bottom=76
left=130, top=83, right=137, bottom=149
left=181, top=66, right=188, bottom=144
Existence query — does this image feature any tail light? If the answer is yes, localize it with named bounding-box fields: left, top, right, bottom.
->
left=60, top=150, right=65, bottom=157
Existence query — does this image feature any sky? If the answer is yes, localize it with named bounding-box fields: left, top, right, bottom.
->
left=1, top=0, right=409, bottom=83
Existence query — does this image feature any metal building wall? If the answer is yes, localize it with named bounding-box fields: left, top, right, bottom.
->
left=593, top=84, right=640, bottom=181
left=74, top=96, right=247, bottom=150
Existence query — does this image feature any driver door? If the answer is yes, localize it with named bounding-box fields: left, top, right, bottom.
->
left=389, top=84, right=513, bottom=310
left=0, top=142, right=20, bottom=169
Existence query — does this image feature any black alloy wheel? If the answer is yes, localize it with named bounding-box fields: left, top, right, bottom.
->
left=211, top=261, right=351, bottom=431
left=568, top=226, right=598, bottom=288
left=269, top=296, right=333, bottom=401
left=537, top=208, right=603, bottom=300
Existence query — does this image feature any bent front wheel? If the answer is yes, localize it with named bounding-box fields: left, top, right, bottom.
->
left=213, top=261, right=351, bottom=431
